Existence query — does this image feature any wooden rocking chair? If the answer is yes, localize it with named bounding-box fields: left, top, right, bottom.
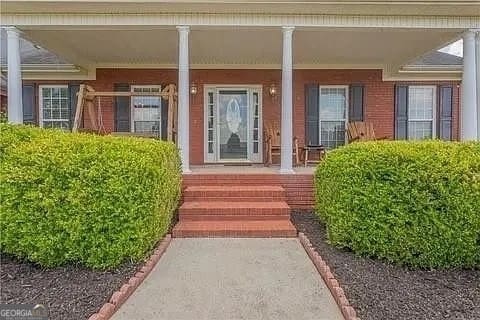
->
left=264, top=121, right=300, bottom=166
left=347, top=121, right=388, bottom=143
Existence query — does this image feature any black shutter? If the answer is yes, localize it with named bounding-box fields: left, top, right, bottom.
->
left=438, top=85, right=453, bottom=141
left=22, top=84, right=36, bottom=125
left=114, top=83, right=130, bottom=132
left=305, top=84, right=319, bottom=146
left=349, top=84, right=364, bottom=122
left=161, top=93, right=168, bottom=140
left=69, top=84, right=80, bottom=130
left=395, top=85, right=409, bottom=140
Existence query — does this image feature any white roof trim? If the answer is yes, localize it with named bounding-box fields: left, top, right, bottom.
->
left=4, top=13, right=479, bottom=29
left=401, top=65, right=462, bottom=72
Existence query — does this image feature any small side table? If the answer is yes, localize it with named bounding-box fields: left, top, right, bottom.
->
left=303, top=145, right=326, bottom=167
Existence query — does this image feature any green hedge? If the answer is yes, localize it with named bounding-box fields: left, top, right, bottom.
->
left=1, top=124, right=181, bottom=269
left=315, top=141, right=480, bottom=268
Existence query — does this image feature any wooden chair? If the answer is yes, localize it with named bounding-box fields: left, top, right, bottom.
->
left=347, top=121, right=388, bottom=143
left=302, top=145, right=326, bottom=167
left=264, top=121, right=300, bottom=166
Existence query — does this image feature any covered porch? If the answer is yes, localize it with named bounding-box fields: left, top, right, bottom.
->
left=2, top=1, right=480, bottom=174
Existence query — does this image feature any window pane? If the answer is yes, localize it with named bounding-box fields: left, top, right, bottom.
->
left=52, top=108, right=60, bottom=119
left=42, top=87, right=51, bottom=97
left=408, top=121, right=433, bottom=140
left=51, top=87, right=61, bottom=98
left=131, top=86, right=161, bottom=134
left=60, top=88, right=68, bottom=98
left=408, top=87, right=434, bottom=120
left=134, top=121, right=160, bottom=134
left=319, top=87, right=347, bottom=149
left=320, top=121, right=345, bottom=149
left=407, top=86, right=435, bottom=140
left=43, top=121, right=70, bottom=130
left=319, top=88, right=346, bottom=120
left=41, top=87, right=69, bottom=126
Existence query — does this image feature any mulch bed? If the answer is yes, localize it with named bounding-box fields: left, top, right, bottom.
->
left=292, top=212, right=480, bottom=320
left=0, top=254, right=140, bottom=320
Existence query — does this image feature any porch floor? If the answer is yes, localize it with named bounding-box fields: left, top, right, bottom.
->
left=189, top=164, right=316, bottom=174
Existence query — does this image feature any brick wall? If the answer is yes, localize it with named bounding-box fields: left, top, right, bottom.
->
left=26, top=68, right=460, bottom=165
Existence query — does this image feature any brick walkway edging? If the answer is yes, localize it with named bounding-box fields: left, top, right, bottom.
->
left=88, top=234, right=173, bottom=320
left=298, top=232, right=359, bottom=320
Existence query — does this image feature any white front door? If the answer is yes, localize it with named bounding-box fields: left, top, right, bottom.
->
left=204, top=86, right=262, bottom=163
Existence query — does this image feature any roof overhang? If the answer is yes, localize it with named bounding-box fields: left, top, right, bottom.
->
left=2, top=0, right=480, bottom=16
left=10, top=26, right=464, bottom=80
left=1, top=1, right=477, bottom=81
left=0, top=64, right=96, bottom=80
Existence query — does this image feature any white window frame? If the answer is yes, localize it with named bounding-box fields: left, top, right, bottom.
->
left=407, top=85, right=437, bottom=140
left=38, top=85, right=69, bottom=128
left=130, top=85, right=162, bottom=134
left=204, top=87, right=217, bottom=163
left=318, top=85, right=349, bottom=148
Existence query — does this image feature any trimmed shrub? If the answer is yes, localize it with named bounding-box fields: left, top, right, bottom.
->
left=315, top=141, right=480, bottom=268
left=1, top=124, right=181, bottom=269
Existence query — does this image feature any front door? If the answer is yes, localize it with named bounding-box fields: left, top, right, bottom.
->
left=204, top=86, right=262, bottom=163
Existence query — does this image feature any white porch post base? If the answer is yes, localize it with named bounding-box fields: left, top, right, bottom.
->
left=177, top=26, right=191, bottom=173
left=461, top=30, right=478, bottom=141
left=280, top=26, right=295, bottom=174
left=6, top=27, right=23, bottom=124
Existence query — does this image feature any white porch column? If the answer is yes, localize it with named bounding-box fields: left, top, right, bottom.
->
left=6, top=27, right=23, bottom=124
left=177, top=26, right=191, bottom=173
left=461, top=30, right=478, bottom=141
left=280, top=26, right=295, bottom=174
left=476, top=31, right=480, bottom=139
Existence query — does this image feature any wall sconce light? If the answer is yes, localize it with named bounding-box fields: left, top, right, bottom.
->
left=268, top=84, right=278, bottom=97
left=190, top=83, right=198, bottom=95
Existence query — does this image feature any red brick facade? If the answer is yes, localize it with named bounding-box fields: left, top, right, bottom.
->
left=26, top=68, right=460, bottom=165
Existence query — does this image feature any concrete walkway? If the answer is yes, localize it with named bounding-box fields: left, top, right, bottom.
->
left=112, top=238, right=343, bottom=320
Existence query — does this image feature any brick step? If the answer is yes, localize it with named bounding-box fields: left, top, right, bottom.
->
left=180, top=214, right=291, bottom=221
left=183, top=185, right=286, bottom=202
left=183, top=196, right=287, bottom=202
left=182, top=173, right=315, bottom=210
left=172, top=220, right=297, bottom=238
left=179, top=201, right=290, bottom=217
left=183, top=180, right=286, bottom=185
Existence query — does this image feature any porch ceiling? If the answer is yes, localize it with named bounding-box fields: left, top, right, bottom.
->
left=21, top=27, right=462, bottom=76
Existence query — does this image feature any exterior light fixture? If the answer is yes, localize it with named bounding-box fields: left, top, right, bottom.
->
left=268, top=84, right=277, bottom=97
left=190, top=83, right=198, bottom=95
